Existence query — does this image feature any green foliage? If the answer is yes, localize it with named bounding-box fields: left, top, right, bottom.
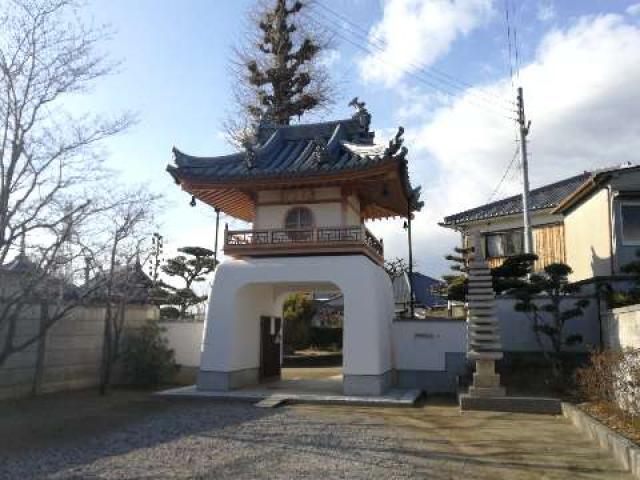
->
left=608, top=250, right=640, bottom=308
left=503, top=260, right=590, bottom=369
left=242, top=0, right=331, bottom=125
left=441, top=274, right=466, bottom=302
left=441, top=246, right=473, bottom=301
left=282, top=292, right=316, bottom=352
left=157, top=246, right=217, bottom=316
left=491, top=253, right=538, bottom=293
left=123, top=321, right=178, bottom=386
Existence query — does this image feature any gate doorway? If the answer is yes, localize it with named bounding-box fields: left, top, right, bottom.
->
left=259, top=316, right=281, bottom=380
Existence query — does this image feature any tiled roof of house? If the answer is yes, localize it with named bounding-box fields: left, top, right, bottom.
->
left=441, top=172, right=591, bottom=227
left=392, top=271, right=446, bottom=308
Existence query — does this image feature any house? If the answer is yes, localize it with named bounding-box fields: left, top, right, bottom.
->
left=392, top=271, right=447, bottom=317
left=440, top=164, right=640, bottom=283
left=167, top=102, right=438, bottom=396
left=310, top=291, right=343, bottom=328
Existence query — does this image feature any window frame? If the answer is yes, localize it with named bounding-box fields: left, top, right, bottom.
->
left=283, top=206, right=315, bottom=230
left=484, top=228, right=525, bottom=258
left=619, top=200, right=640, bottom=246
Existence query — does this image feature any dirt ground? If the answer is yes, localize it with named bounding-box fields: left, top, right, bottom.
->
left=0, top=388, right=634, bottom=479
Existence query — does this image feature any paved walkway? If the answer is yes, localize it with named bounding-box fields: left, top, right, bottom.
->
left=261, top=366, right=343, bottom=394
left=1, top=390, right=634, bottom=479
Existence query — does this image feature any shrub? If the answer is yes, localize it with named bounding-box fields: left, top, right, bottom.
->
left=576, top=348, right=640, bottom=418
left=160, top=306, right=180, bottom=320
left=283, top=293, right=315, bottom=352
left=123, top=321, right=178, bottom=386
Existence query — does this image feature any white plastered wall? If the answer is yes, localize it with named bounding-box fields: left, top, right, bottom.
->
left=253, top=187, right=362, bottom=229
left=200, top=255, right=394, bottom=378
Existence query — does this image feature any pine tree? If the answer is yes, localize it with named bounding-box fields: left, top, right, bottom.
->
left=153, top=247, right=217, bottom=318
left=226, top=0, right=334, bottom=143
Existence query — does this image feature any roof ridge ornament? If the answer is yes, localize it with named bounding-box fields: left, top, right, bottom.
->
left=384, top=126, right=405, bottom=157
left=348, top=97, right=371, bottom=135
left=311, top=136, right=328, bottom=166
left=243, top=144, right=256, bottom=170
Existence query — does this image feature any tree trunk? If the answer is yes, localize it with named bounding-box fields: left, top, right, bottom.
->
left=31, top=302, right=48, bottom=396
left=99, top=303, right=113, bottom=395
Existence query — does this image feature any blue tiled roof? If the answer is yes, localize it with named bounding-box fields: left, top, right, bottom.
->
left=167, top=113, right=424, bottom=218
left=441, top=173, right=591, bottom=226
left=409, top=272, right=446, bottom=308
left=168, top=118, right=396, bottom=182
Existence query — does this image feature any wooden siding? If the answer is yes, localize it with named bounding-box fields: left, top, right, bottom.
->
left=465, top=223, right=566, bottom=272
left=533, top=223, right=565, bottom=270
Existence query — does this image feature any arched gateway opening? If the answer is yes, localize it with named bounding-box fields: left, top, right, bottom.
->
left=166, top=103, right=422, bottom=396
left=197, top=255, right=394, bottom=396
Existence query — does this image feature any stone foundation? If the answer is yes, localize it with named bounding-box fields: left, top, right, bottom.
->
left=197, top=368, right=260, bottom=391
left=343, top=370, right=394, bottom=396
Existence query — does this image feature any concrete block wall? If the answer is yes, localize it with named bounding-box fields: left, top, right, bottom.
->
left=604, top=304, right=640, bottom=350
left=391, top=319, right=467, bottom=393
left=496, top=295, right=600, bottom=352
left=0, top=303, right=159, bottom=400
left=160, top=321, right=205, bottom=368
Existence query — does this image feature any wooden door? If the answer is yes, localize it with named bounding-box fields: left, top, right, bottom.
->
left=260, top=316, right=281, bottom=380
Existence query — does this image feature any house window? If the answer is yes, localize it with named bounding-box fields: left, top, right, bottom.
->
left=485, top=230, right=524, bottom=258
left=620, top=202, right=640, bottom=245
left=284, top=207, right=314, bottom=229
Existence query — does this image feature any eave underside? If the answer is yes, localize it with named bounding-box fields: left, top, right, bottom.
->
left=179, top=163, right=412, bottom=222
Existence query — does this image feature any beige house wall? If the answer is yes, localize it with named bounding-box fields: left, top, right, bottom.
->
left=564, top=188, right=612, bottom=282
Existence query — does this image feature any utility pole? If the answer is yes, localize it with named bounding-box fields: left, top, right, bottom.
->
left=404, top=205, right=415, bottom=319
left=517, top=87, right=533, bottom=254
left=213, top=208, right=221, bottom=267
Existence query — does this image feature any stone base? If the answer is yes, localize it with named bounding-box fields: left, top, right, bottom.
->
left=460, top=394, right=562, bottom=414
left=197, top=368, right=260, bottom=391
left=343, top=370, right=394, bottom=396
left=468, top=358, right=504, bottom=397
left=467, top=385, right=506, bottom=397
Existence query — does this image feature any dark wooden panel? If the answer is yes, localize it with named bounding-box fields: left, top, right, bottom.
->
left=260, top=316, right=281, bottom=380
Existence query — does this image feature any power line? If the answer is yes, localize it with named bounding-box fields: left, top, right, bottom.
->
left=504, top=0, right=515, bottom=91
left=512, top=1, right=521, bottom=80
left=487, top=144, right=520, bottom=203
left=302, top=11, right=518, bottom=122
left=312, top=1, right=515, bottom=110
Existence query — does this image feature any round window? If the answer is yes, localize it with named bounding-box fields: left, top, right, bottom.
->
left=284, top=207, right=314, bottom=230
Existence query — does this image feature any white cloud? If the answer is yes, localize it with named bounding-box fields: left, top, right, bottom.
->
left=627, top=3, right=640, bottom=16
left=318, top=49, right=342, bottom=68
left=537, top=1, right=556, bottom=22
left=375, top=13, right=640, bottom=276
left=358, top=0, right=494, bottom=86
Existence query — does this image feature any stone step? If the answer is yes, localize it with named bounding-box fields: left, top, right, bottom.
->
left=468, top=321, right=499, bottom=327
left=459, top=394, right=562, bottom=415
left=254, top=394, right=288, bottom=408
left=468, top=351, right=503, bottom=361
left=469, top=343, right=503, bottom=351
left=469, top=334, right=501, bottom=341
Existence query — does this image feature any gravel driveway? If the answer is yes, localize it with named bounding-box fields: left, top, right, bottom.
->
left=0, top=391, right=633, bottom=479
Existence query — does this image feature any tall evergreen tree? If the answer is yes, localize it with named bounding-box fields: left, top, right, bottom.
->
left=226, top=0, right=334, bottom=144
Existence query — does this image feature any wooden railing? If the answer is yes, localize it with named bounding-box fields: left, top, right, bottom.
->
left=224, top=225, right=384, bottom=263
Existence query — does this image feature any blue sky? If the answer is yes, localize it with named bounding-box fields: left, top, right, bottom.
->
left=75, top=0, right=640, bottom=277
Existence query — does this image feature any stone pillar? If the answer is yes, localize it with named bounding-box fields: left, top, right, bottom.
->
left=466, top=233, right=505, bottom=398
